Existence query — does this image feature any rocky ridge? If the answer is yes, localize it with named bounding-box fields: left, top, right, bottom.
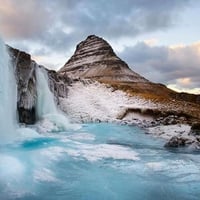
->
left=59, top=35, right=148, bottom=83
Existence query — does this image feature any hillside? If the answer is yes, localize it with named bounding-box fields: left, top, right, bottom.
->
left=58, top=35, right=200, bottom=121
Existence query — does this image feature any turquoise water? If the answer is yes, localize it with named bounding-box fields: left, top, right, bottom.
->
left=0, top=123, right=200, bottom=200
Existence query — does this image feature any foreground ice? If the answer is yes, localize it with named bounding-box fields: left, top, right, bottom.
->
left=0, top=123, right=200, bottom=200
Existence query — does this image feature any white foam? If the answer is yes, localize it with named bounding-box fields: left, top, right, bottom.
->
left=36, top=117, right=81, bottom=133
left=40, top=143, right=139, bottom=163
left=34, top=168, right=58, bottom=182
left=40, top=146, right=65, bottom=161
left=0, top=155, right=24, bottom=180
left=17, top=127, right=41, bottom=139
left=146, top=162, right=163, bottom=171
left=66, top=132, right=95, bottom=141
left=65, top=143, right=140, bottom=162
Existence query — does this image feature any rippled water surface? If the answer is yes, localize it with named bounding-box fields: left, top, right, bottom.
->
left=0, top=123, right=200, bottom=200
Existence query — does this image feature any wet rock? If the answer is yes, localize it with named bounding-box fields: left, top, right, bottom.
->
left=164, top=136, right=187, bottom=148
left=8, top=46, right=73, bottom=124
left=190, top=122, right=200, bottom=136
left=17, top=107, right=36, bottom=124
left=8, top=47, right=37, bottom=124
left=47, top=70, right=71, bottom=99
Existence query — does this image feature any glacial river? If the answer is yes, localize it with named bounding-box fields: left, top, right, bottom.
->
left=0, top=123, right=200, bottom=200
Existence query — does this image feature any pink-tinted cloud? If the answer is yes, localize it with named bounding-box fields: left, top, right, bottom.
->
left=120, top=41, right=200, bottom=93
left=0, top=0, right=52, bottom=39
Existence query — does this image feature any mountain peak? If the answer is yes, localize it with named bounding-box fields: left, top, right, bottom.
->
left=59, top=35, right=148, bottom=83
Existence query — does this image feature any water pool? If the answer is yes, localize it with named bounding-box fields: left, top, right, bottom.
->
left=0, top=123, right=200, bottom=200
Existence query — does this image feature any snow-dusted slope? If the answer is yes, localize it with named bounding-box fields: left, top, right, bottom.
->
left=59, top=81, right=200, bottom=149
left=59, top=35, right=148, bottom=83
left=59, top=81, right=156, bottom=123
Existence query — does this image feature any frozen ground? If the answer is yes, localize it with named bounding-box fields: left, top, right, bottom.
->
left=59, top=81, right=200, bottom=149
left=59, top=81, right=156, bottom=123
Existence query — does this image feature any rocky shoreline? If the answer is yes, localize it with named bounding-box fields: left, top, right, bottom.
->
left=121, top=115, right=200, bottom=150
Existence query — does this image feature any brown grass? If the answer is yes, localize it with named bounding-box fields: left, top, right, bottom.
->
left=98, top=80, right=200, bottom=121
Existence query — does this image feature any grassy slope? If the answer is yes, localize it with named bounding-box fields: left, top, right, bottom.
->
left=98, top=80, right=200, bottom=121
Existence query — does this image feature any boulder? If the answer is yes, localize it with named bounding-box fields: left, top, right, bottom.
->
left=164, top=136, right=187, bottom=148
left=190, top=122, right=200, bottom=135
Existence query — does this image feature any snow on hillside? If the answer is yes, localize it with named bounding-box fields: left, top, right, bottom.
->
left=59, top=81, right=200, bottom=149
left=59, top=81, right=156, bottom=123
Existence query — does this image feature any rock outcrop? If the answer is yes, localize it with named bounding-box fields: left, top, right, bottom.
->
left=59, top=35, right=148, bottom=83
left=8, top=47, right=71, bottom=124
left=164, top=136, right=187, bottom=148
left=8, top=46, right=37, bottom=124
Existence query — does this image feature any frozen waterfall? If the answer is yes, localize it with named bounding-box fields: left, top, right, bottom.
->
left=0, top=38, right=17, bottom=141
left=36, top=66, right=79, bottom=131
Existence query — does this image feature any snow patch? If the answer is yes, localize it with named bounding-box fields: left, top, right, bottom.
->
left=147, top=124, right=191, bottom=140
left=60, top=81, right=155, bottom=123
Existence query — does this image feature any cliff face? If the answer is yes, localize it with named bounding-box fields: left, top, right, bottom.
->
left=8, top=46, right=37, bottom=124
left=8, top=47, right=71, bottom=124
left=59, top=35, right=148, bottom=83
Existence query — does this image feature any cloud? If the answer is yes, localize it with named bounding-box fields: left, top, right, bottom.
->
left=0, top=0, right=52, bottom=39
left=119, top=41, right=200, bottom=91
left=0, top=0, right=191, bottom=53
left=1, top=0, right=199, bottom=94
left=45, top=0, right=191, bottom=40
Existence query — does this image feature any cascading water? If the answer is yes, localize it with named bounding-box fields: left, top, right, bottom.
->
left=36, top=66, right=58, bottom=118
left=0, top=38, right=17, bottom=141
left=36, top=66, right=78, bottom=131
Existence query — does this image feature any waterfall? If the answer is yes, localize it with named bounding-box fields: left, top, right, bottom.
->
left=36, top=66, right=57, bottom=118
left=36, top=66, right=78, bottom=131
left=0, top=38, right=17, bottom=141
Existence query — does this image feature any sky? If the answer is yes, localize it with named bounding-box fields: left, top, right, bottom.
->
left=0, top=0, right=200, bottom=94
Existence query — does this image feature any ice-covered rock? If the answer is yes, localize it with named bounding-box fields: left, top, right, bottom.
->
left=164, top=136, right=188, bottom=148
left=190, top=122, right=200, bottom=136
left=8, top=47, right=71, bottom=124
left=8, top=47, right=37, bottom=124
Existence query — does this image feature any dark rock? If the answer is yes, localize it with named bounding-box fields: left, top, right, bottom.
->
left=8, top=46, right=37, bottom=124
left=8, top=46, right=72, bottom=124
left=172, top=92, right=200, bottom=104
left=191, top=122, right=200, bottom=130
left=47, top=69, right=71, bottom=99
left=190, top=122, right=200, bottom=135
left=17, top=107, right=36, bottom=124
left=164, top=136, right=187, bottom=148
